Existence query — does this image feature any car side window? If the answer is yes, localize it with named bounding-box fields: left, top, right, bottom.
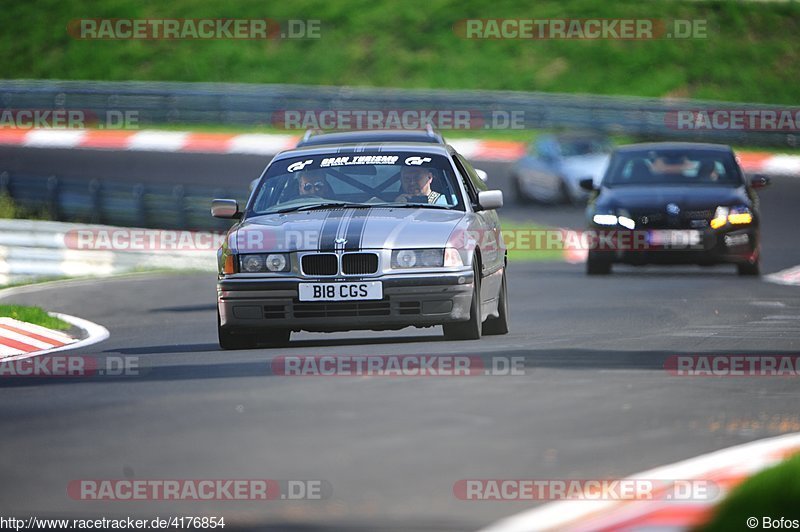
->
left=456, top=153, right=488, bottom=192
left=451, top=153, right=479, bottom=205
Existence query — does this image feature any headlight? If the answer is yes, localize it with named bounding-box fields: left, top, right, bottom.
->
left=711, top=206, right=752, bottom=229
left=593, top=210, right=635, bottom=229
left=711, top=206, right=729, bottom=229
left=239, top=253, right=290, bottom=273
left=617, top=215, right=636, bottom=230
left=593, top=214, right=618, bottom=226
left=444, top=248, right=464, bottom=267
left=391, top=249, right=447, bottom=268
left=728, top=205, right=753, bottom=225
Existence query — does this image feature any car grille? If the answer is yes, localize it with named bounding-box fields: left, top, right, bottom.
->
left=294, top=301, right=392, bottom=318
left=261, top=301, right=422, bottom=320
left=633, top=209, right=713, bottom=229
left=342, top=253, right=379, bottom=275
left=301, top=253, right=338, bottom=276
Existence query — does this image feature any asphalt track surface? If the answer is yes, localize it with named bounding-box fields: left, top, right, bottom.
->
left=1, top=147, right=800, bottom=531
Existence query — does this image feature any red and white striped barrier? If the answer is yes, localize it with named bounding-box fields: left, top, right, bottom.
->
left=0, top=317, right=76, bottom=357
left=0, top=128, right=530, bottom=161
left=12, top=128, right=795, bottom=172
left=483, top=432, right=800, bottom=532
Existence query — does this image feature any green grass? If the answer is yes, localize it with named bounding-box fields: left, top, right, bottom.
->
left=0, top=305, right=71, bottom=330
left=499, top=221, right=567, bottom=262
left=699, top=453, right=800, bottom=531
left=2, top=0, right=800, bottom=104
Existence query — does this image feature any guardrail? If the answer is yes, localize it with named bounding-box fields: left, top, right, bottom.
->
left=0, top=219, right=217, bottom=286
left=1, top=79, right=797, bottom=147
left=0, top=171, right=246, bottom=231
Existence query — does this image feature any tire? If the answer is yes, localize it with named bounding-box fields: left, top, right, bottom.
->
left=443, top=262, right=482, bottom=341
left=737, top=260, right=760, bottom=276
left=512, top=175, right=530, bottom=204
left=483, top=268, right=509, bottom=335
left=586, top=251, right=612, bottom=275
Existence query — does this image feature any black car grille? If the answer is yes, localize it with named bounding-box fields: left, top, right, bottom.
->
left=342, top=253, right=379, bottom=275
left=301, top=254, right=338, bottom=276
left=294, top=301, right=392, bottom=318
left=261, top=300, right=422, bottom=320
left=633, top=209, right=713, bottom=229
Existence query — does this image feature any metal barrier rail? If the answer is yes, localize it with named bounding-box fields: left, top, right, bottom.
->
left=0, top=171, right=246, bottom=231
left=0, top=219, right=217, bottom=286
left=0, top=79, right=797, bottom=147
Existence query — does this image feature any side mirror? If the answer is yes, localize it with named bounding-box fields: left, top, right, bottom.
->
left=211, top=199, right=241, bottom=219
left=477, top=190, right=503, bottom=211
left=475, top=169, right=488, bottom=183
left=750, top=174, right=770, bottom=189
left=579, top=178, right=596, bottom=192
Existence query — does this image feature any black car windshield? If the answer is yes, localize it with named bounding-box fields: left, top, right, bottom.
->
left=247, top=152, right=464, bottom=215
left=603, top=149, right=744, bottom=187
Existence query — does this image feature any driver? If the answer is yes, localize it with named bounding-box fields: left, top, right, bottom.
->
left=395, top=166, right=447, bottom=205
left=298, top=169, right=334, bottom=198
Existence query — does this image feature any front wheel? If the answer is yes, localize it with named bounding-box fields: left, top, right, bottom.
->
left=483, top=269, right=509, bottom=335
left=737, top=260, right=760, bottom=276
left=586, top=251, right=612, bottom=275
left=443, top=262, right=482, bottom=340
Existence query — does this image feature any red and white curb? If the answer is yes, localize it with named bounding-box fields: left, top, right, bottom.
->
left=765, top=265, right=800, bottom=287
left=0, top=128, right=527, bottom=161
left=11, top=128, right=800, bottom=171
left=0, top=317, right=76, bottom=357
left=482, top=432, right=800, bottom=532
left=0, top=312, right=109, bottom=362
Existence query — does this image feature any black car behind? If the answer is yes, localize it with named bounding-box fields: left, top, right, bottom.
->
left=583, top=142, right=770, bottom=275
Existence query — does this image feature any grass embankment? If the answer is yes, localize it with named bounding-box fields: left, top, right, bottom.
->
left=2, top=0, right=800, bottom=104
left=699, top=452, right=800, bottom=531
left=0, top=305, right=71, bottom=330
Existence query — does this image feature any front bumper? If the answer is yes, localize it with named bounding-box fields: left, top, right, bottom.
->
left=218, top=270, right=475, bottom=332
left=586, top=226, right=759, bottom=265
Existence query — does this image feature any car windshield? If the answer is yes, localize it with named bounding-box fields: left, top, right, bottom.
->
left=559, top=137, right=611, bottom=157
left=247, top=152, right=463, bottom=215
left=603, top=149, right=744, bottom=186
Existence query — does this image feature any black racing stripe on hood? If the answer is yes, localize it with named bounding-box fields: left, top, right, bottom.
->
left=344, top=208, right=372, bottom=251
left=318, top=209, right=347, bottom=251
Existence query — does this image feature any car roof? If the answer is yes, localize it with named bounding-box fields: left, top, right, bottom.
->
left=614, top=142, right=733, bottom=153
left=272, top=141, right=453, bottom=161
left=551, top=131, right=609, bottom=141
left=296, top=129, right=445, bottom=147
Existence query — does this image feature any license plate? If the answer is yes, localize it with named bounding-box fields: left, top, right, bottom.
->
left=648, top=230, right=701, bottom=248
left=298, top=281, right=383, bottom=301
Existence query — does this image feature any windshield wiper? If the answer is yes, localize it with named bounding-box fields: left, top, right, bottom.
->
left=374, top=202, right=452, bottom=209
left=268, top=202, right=374, bottom=214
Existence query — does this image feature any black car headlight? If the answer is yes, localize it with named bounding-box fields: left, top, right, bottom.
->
left=239, top=253, right=290, bottom=273
left=711, top=206, right=753, bottom=229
